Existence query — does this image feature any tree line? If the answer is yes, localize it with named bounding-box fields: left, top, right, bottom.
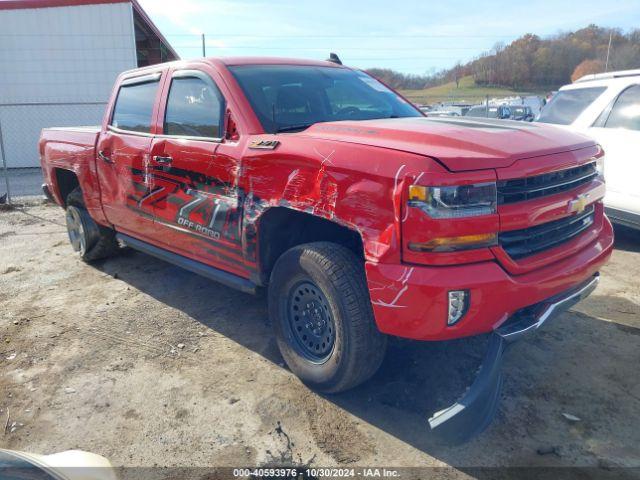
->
left=366, top=25, right=640, bottom=90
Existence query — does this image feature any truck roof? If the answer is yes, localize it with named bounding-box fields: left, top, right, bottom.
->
left=217, top=57, right=345, bottom=68
left=117, top=56, right=347, bottom=79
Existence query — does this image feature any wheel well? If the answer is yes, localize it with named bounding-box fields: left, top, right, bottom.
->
left=54, top=169, right=79, bottom=207
left=258, top=207, right=364, bottom=284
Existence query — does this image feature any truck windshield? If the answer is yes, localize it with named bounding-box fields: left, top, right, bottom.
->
left=229, top=65, right=422, bottom=133
left=537, top=87, right=607, bottom=125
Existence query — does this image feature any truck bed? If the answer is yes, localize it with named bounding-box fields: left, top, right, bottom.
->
left=39, top=126, right=102, bottom=214
left=40, top=126, right=100, bottom=147
left=40, top=126, right=100, bottom=156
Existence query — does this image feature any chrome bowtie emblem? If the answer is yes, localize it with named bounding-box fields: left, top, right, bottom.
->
left=568, top=193, right=589, bottom=214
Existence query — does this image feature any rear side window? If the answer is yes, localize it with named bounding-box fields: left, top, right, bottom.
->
left=164, top=76, right=224, bottom=138
left=605, top=85, right=640, bottom=131
left=537, top=87, right=606, bottom=125
left=111, top=80, right=159, bottom=133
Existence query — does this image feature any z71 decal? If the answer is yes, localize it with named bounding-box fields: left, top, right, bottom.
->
left=177, top=189, right=237, bottom=240
left=126, top=165, right=244, bottom=248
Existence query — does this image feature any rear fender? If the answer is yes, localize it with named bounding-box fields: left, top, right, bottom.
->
left=40, top=134, right=109, bottom=226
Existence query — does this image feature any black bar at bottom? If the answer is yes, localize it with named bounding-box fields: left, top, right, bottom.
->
left=116, top=233, right=257, bottom=295
left=428, top=333, right=507, bottom=444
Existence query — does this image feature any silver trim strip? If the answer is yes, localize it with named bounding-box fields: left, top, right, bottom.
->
left=107, top=125, right=153, bottom=138
left=106, top=125, right=223, bottom=143
left=497, top=274, right=600, bottom=341
left=157, top=133, right=223, bottom=143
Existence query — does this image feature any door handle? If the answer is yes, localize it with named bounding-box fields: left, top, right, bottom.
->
left=98, top=150, right=113, bottom=163
left=153, top=155, right=173, bottom=165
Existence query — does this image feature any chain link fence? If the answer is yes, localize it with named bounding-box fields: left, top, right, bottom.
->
left=0, top=102, right=107, bottom=203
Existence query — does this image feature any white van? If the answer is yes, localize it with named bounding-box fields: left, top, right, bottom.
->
left=537, top=69, right=640, bottom=230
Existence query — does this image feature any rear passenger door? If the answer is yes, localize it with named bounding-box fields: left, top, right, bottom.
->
left=148, top=68, right=246, bottom=274
left=96, top=72, right=164, bottom=239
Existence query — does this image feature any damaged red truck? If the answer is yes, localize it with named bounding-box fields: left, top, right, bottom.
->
left=40, top=57, right=613, bottom=442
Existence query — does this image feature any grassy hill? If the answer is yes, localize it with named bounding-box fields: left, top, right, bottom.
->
left=399, top=76, right=543, bottom=105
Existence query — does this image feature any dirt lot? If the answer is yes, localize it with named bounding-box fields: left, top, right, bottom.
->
left=1, top=202, right=639, bottom=476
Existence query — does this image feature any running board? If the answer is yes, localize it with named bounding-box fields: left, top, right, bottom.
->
left=116, top=234, right=257, bottom=294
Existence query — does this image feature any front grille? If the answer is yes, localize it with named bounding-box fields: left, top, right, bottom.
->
left=499, top=205, right=595, bottom=259
left=498, top=163, right=597, bottom=205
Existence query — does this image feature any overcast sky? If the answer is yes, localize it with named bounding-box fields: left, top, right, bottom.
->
left=137, top=0, right=640, bottom=74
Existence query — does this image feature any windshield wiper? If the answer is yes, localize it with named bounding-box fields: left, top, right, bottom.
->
left=275, top=124, right=313, bottom=133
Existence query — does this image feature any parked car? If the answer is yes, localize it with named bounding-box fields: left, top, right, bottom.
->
left=537, top=69, right=640, bottom=230
left=423, top=110, right=460, bottom=117
left=465, top=104, right=512, bottom=119
left=509, top=105, right=534, bottom=121
left=40, top=57, right=612, bottom=443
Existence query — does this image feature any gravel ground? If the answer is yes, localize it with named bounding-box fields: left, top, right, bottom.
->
left=1, top=202, right=639, bottom=477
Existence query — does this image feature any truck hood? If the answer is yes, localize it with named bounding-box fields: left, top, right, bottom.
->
left=302, top=117, right=595, bottom=171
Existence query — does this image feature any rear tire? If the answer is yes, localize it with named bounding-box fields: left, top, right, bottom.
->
left=65, top=187, right=118, bottom=262
left=269, top=242, right=386, bottom=393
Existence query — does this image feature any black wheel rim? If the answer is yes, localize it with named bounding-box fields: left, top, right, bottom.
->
left=287, top=280, right=336, bottom=363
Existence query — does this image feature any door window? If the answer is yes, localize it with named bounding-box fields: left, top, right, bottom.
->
left=164, top=75, right=224, bottom=138
left=605, top=85, right=640, bottom=131
left=110, top=80, right=159, bottom=133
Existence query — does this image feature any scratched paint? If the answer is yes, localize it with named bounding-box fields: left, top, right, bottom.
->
left=370, top=266, right=415, bottom=308
left=38, top=58, right=609, bottom=345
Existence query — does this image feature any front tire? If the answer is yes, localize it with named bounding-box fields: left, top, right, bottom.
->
left=269, top=242, right=387, bottom=393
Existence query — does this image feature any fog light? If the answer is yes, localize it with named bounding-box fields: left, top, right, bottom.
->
left=448, top=290, right=469, bottom=326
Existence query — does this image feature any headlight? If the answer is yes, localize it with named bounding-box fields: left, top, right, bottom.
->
left=408, top=182, right=497, bottom=219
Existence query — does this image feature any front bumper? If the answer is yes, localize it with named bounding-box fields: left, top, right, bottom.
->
left=427, top=274, right=600, bottom=443
left=365, top=216, right=613, bottom=341
left=365, top=217, right=612, bottom=443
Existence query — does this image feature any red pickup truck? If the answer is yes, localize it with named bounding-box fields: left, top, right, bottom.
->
left=40, top=57, right=613, bottom=442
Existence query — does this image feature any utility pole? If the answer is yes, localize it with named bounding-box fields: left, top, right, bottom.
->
left=201, top=33, right=206, bottom=57
left=605, top=32, right=612, bottom=72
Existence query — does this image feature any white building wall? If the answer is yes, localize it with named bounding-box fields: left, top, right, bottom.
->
left=0, top=2, right=137, bottom=167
